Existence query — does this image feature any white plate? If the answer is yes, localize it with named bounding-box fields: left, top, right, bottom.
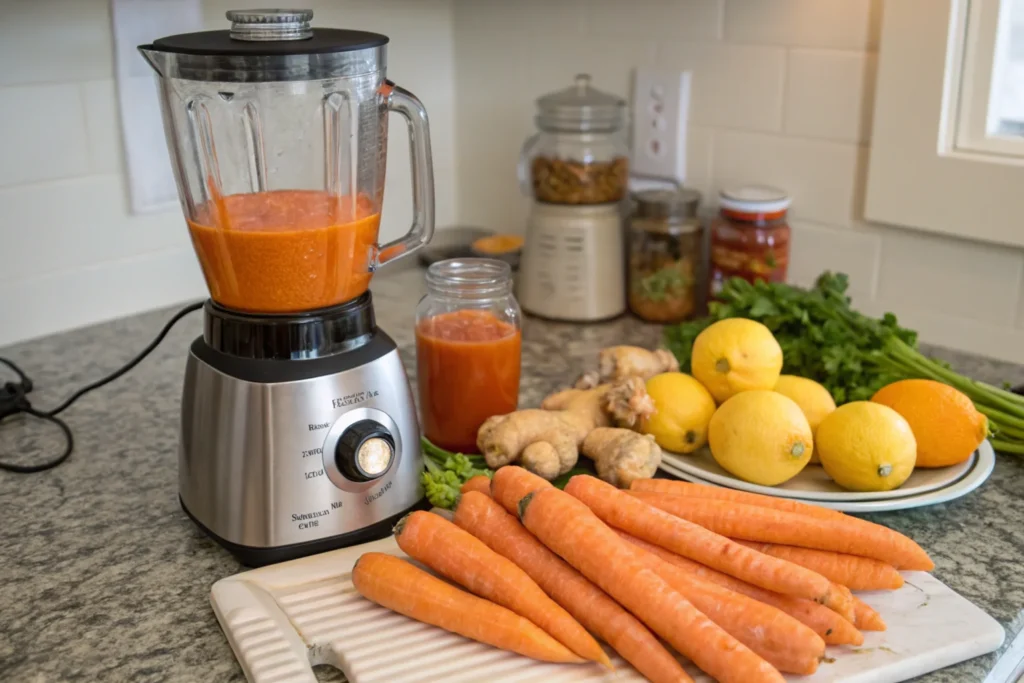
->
left=658, top=441, right=996, bottom=513
left=661, top=443, right=981, bottom=501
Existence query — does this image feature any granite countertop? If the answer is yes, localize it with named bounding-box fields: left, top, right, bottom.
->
left=1, top=267, right=1022, bottom=682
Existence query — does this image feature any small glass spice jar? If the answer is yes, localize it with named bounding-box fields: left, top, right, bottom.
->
left=415, top=259, right=522, bottom=453
left=708, top=186, right=792, bottom=299
left=628, top=189, right=703, bottom=323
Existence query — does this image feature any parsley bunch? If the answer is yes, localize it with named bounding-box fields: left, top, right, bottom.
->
left=665, top=273, right=1024, bottom=453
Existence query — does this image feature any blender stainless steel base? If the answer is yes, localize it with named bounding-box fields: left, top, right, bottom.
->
left=179, top=295, right=425, bottom=567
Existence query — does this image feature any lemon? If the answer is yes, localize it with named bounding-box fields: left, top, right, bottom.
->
left=691, top=319, right=783, bottom=403
left=707, top=390, right=813, bottom=486
left=640, top=372, right=718, bottom=453
left=773, top=375, right=836, bottom=464
left=815, top=402, right=916, bottom=492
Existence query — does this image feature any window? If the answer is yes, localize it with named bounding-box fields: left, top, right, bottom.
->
left=866, top=0, right=1024, bottom=247
left=955, top=0, right=1024, bottom=157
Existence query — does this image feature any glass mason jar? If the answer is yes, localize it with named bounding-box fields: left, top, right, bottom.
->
left=519, top=74, right=629, bottom=205
left=628, top=189, right=703, bottom=323
left=708, top=186, right=792, bottom=299
left=415, top=259, right=522, bottom=453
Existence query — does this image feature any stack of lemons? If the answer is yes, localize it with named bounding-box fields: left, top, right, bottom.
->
left=640, top=319, right=987, bottom=492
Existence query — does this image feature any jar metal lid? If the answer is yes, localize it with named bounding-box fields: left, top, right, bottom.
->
left=719, top=185, right=791, bottom=214
left=632, top=188, right=702, bottom=229
left=535, top=74, right=627, bottom=132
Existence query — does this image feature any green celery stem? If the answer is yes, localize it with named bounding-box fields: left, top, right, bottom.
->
left=990, top=438, right=1024, bottom=454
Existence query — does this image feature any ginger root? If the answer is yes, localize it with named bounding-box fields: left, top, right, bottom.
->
left=581, top=427, right=662, bottom=489
left=477, top=378, right=655, bottom=480
left=574, top=345, right=679, bottom=389
left=476, top=410, right=587, bottom=480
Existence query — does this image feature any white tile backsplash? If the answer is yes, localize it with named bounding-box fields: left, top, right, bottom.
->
left=453, top=0, right=587, bottom=35
left=0, top=247, right=206, bottom=348
left=723, top=0, right=882, bottom=50
left=0, top=84, right=92, bottom=188
left=0, top=176, right=188, bottom=284
left=712, top=131, right=863, bottom=227
left=685, top=125, right=715, bottom=197
left=787, top=221, right=882, bottom=302
left=3, top=0, right=1024, bottom=363
left=81, top=80, right=124, bottom=174
left=657, top=43, right=787, bottom=132
left=785, top=49, right=877, bottom=144
left=588, top=0, right=724, bottom=40
left=877, top=228, right=1024, bottom=327
left=0, top=0, right=115, bottom=86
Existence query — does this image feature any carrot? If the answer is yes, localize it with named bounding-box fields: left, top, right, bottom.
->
left=735, top=540, right=905, bottom=590
left=564, top=475, right=837, bottom=604
left=619, top=532, right=864, bottom=647
left=852, top=596, right=887, bottom=631
left=519, top=487, right=783, bottom=683
left=393, top=510, right=603, bottom=666
left=461, top=474, right=493, bottom=496
left=429, top=506, right=455, bottom=522
left=491, top=465, right=553, bottom=515
left=453, top=491, right=689, bottom=682
left=826, top=583, right=856, bottom=623
left=630, top=492, right=934, bottom=571
left=352, top=553, right=582, bottom=663
left=630, top=479, right=844, bottom=519
left=628, top=537, right=825, bottom=674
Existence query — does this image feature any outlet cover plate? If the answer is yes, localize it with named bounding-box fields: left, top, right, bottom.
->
left=631, top=68, right=691, bottom=184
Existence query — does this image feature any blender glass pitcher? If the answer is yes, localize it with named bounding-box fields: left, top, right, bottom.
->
left=140, top=9, right=434, bottom=314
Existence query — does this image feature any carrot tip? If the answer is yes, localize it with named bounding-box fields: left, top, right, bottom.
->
left=393, top=511, right=414, bottom=537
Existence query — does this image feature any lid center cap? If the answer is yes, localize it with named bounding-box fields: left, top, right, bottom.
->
left=226, top=8, right=314, bottom=42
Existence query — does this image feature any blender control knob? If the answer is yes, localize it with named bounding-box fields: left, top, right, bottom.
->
left=335, top=420, right=395, bottom=482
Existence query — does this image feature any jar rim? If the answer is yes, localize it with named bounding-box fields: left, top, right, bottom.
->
left=426, top=258, right=512, bottom=297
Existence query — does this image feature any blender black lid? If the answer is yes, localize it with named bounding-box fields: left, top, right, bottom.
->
left=148, top=29, right=388, bottom=56
left=144, top=9, right=388, bottom=56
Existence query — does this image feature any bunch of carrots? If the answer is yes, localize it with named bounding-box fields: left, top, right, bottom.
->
left=352, top=469, right=932, bottom=683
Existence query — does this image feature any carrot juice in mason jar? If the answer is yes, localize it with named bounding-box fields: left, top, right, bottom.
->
left=415, top=259, right=522, bottom=453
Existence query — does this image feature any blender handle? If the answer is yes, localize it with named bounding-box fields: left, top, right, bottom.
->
left=517, top=133, right=540, bottom=196
left=378, top=81, right=435, bottom=267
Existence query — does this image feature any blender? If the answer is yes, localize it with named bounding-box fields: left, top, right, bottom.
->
left=140, top=9, right=433, bottom=566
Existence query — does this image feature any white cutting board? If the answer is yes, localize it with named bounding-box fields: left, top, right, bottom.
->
left=210, top=536, right=1005, bottom=683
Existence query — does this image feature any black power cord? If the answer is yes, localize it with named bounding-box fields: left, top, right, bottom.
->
left=0, top=301, right=204, bottom=473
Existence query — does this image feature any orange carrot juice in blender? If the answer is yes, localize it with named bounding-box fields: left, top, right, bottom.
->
left=187, top=190, right=380, bottom=313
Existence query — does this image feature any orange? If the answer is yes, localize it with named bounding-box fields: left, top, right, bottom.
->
left=871, top=379, right=987, bottom=468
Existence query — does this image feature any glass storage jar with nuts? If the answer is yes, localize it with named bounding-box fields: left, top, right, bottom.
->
left=519, top=74, right=629, bottom=205
left=628, top=189, right=702, bottom=323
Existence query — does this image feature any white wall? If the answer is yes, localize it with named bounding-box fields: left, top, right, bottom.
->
left=452, top=0, right=1024, bottom=364
left=4, top=0, right=1024, bottom=364
left=0, top=0, right=457, bottom=347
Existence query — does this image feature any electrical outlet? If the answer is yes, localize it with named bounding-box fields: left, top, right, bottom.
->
left=630, top=68, right=692, bottom=183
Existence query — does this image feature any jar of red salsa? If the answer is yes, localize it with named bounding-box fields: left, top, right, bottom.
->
left=708, top=186, right=792, bottom=299
left=415, top=259, right=522, bottom=453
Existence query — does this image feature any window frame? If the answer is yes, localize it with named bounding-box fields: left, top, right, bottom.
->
left=865, top=0, right=1024, bottom=248
left=954, top=0, right=1024, bottom=157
